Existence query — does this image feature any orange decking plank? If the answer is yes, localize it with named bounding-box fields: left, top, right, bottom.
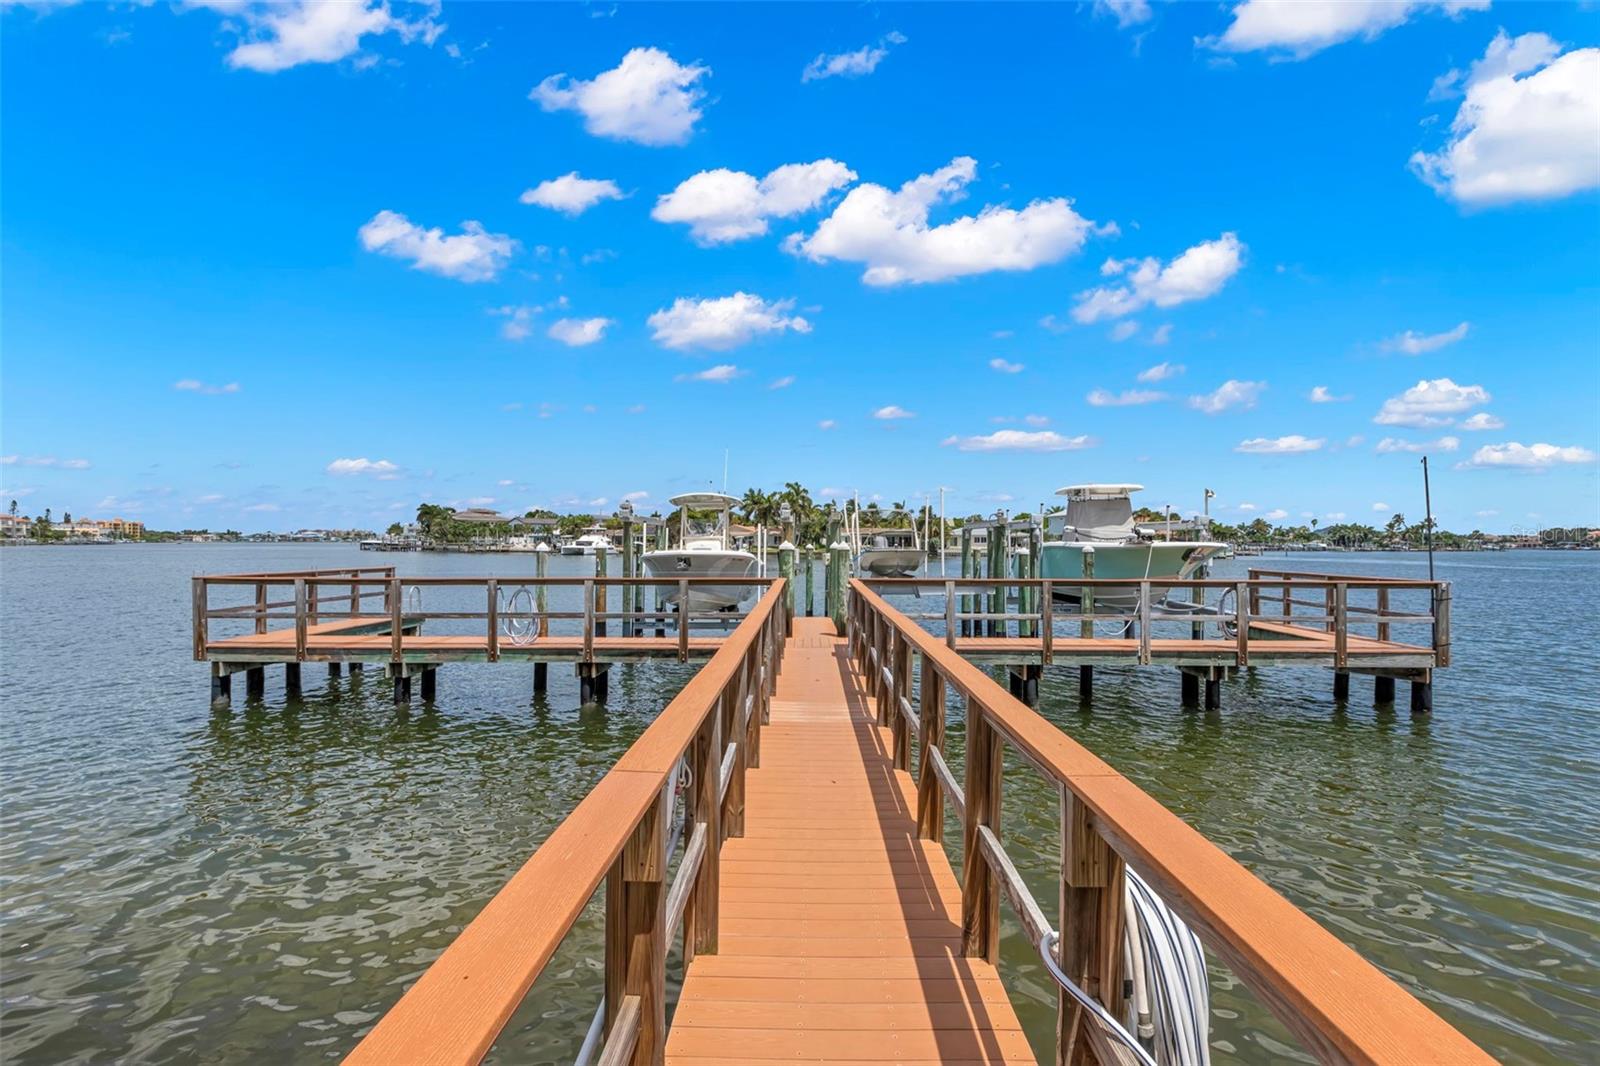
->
left=667, top=617, right=1024, bottom=1065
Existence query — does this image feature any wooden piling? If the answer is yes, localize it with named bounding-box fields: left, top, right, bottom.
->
left=1411, top=678, right=1433, bottom=715
left=594, top=550, right=608, bottom=638
left=1181, top=670, right=1199, bottom=706
left=1334, top=671, right=1351, bottom=701
left=284, top=662, right=301, bottom=698
left=804, top=548, right=816, bottom=616
left=1374, top=675, right=1395, bottom=704
left=245, top=665, right=264, bottom=699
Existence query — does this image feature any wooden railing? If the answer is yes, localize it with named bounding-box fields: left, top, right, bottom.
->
left=848, top=580, right=1488, bottom=1065
left=192, top=571, right=779, bottom=662
left=859, top=574, right=1450, bottom=668
left=343, top=580, right=791, bottom=1065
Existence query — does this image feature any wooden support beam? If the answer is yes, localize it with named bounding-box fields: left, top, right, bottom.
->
left=1181, top=670, right=1200, bottom=706
left=1205, top=676, right=1221, bottom=711
left=245, top=665, right=264, bottom=699
left=1058, top=789, right=1126, bottom=1066
left=960, top=696, right=1002, bottom=963
left=685, top=705, right=722, bottom=960
left=533, top=662, right=548, bottom=694
left=210, top=669, right=231, bottom=705
left=1411, top=678, right=1433, bottom=715
left=605, top=783, right=668, bottom=1066
left=420, top=667, right=437, bottom=703
left=1078, top=665, right=1093, bottom=700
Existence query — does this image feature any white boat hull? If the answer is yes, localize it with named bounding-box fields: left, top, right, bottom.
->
left=856, top=549, right=924, bottom=577
left=642, top=550, right=760, bottom=612
left=1039, top=541, right=1225, bottom=610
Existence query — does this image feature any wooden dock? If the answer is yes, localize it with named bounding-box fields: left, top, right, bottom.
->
left=668, top=617, right=1031, bottom=1064
left=342, top=579, right=1488, bottom=1066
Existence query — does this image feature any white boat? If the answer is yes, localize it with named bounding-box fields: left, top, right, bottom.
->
left=560, top=531, right=613, bottom=556
left=641, top=492, right=759, bottom=612
left=851, top=501, right=933, bottom=577
left=1038, top=484, right=1226, bottom=611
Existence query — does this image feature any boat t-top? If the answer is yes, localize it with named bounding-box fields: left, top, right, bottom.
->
left=641, top=492, right=760, bottom=612
left=1037, top=484, right=1225, bottom=610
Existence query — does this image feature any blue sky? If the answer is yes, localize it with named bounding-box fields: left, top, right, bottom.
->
left=3, top=0, right=1597, bottom=532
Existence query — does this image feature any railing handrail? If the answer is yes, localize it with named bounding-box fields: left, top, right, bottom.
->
left=849, top=580, right=1486, bottom=1065
left=1247, top=567, right=1444, bottom=587
left=196, top=574, right=779, bottom=587
left=343, top=579, right=789, bottom=1065
left=860, top=575, right=1445, bottom=589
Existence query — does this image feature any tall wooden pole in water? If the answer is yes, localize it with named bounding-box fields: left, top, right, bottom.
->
left=1421, top=456, right=1435, bottom=581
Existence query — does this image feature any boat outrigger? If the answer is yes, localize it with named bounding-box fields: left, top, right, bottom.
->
left=641, top=492, right=760, bottom=612
left=1038, top=484, right=1226, bottom=611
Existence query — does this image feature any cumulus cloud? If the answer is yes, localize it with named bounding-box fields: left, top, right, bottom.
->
left=1460, top=441, right=1597, bottom=469
left=1375, top=435, right=1461, bottom=453
left=989, top=358, right=1024, bottom=374
left=1373, top=377, right=1489, bottom=427
left=653, top=160, right=856, bottom=244
left=1412, top=32, right=1600, bottom=206
left=520, top=172, right=626, bottom=215
left=1087, top=388, right=1166, bottom=407
left=769, top=375, right=796, bottom=390
left=1, top=455, right=91, bottom=469
left=676, top=364, right=744, bottom=383
left=1095, top=0, right=1153, bottom=28
left=1189, top=379, right=1266, bottom=415
left=1235, top=435, right=1326, bottom=454
left=1109, top=321, right=1140, bottom=342
left=1149, top=324, right=1173, bottom=345
left=359, top=210, right=515, bottom=282
left=1263, top=508, right=1289, bottom=521
left=1372, top=502, right=1391, bottom=512
left=532, top=47, right=709, bottom=146
left=942, top=430, right=1095, bottom=453
left=785, top=157, right=1099, bottom=286
left=327, top=457, right=401, bottom=479
left=817, top=419, right=837, bottom=430
left=548, top=317, right=613, bottom=347
left=1308, top=385, right=1350, bottom=403
left=174, top=379, right=241, bottom=395
left=647, top=292, right=811, bottom=351
left=1205, top=0, right=1489, bottom=60
left=873, top=405, right=915, bottom=420
left=216, top=0, right=444, bottom=74
left=1382, top=321, right=1470, bottom=354
left=802, top=31, right=906, bottom=82
left=1073, top=233, right=1245, bottom=322
left=1459, top=412, right=1505, bottom=431
left=1137, top=361, right=1184, bottom=383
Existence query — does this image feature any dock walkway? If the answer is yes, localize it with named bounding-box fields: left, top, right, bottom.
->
left=668, top=617, right=1030, bottom=1064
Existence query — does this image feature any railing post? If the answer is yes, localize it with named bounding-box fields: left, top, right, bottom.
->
left=677, top=579, right=690, bottom=662
left=1041, top=580, right=1054, bottom=664
left=255, top=581, right=268, bottom=635
left=192, top=577, right=208, bottom=661
left=605, top=781, right=669, bottom=1066
left=583, top=579, right=596, bottom=663
left=1324, top=583, right=1336, bottom=634
left=349, top=578, right=359, bottom=620
left=308, top=581, right=320, bottom=628
left=891, top=642, right=911, bottom=770
left=722, top=666, right=746, bottom=839
left=916, top=656, right=945, bottom=840
left=1235, top=581, right=1250, bottom=667
left=1377, top=585, right=1391, bottom=644
left=960, top=696, right=1001, bottom=962
left=686, top=702, right=722, bottom=960
left=389, top=578, right=403, bottom=662
left=879, top=629, right=894, bottom=727
left=294, top=579, right=308, bottom=662
left=1333, top=582, right=1348, bottom=668
left=487, top=579, right=500, bottom=662
left=1249, top=580, right=1261, bottom=619
left=1080, top=548, right=1094, bottom=639
left=1433, top=582, right=1451, bottom=667
left=944, top=580, right=957, bottom=649
left=1137, top=581, right=1152, bottom=665
left=1058, top=788, right=1126, bottom=1066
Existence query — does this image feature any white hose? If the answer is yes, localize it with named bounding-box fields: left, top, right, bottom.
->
left=1124, top=867, right=1211, bottom=1065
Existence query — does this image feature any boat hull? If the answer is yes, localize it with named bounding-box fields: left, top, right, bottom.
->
left=856, top=549, right=924, bottom=577
left=1038, top=541, right=1224, bottom=610
left=642, top=550, right=760, bottom=612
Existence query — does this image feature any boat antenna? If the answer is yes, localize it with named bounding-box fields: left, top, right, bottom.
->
left=1421, top=456, right=1435, bottom=580
left=722, top=450, right=729, bottom=495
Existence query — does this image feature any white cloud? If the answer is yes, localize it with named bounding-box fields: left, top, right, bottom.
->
left=676, top=364, right=744, bottom=384
left=1308, top=385, right=1349, bottom=403
left=1372, top=502, right=1391, bottom=512
left=327, top=457, right=401, bottom=479
left=622, top=491, right=650, bottom=502
left=174, top=379, right=241, bottom=395
left=520, top=173, right=626, bottom=216
left=1039, top=314, right=1071, bottom=334
left=1087, top=388, right=1166, bottom=407
left=873, top=405, right=915, bottom=420
left=1235, top=435, right=1325, bottom=454
left=1189, top=379, right=1266, bottom=415
left=785, top=157, right=1099, bottom=286
left=1461, top=441, right=1598, bottom=469
left=1375, top=435, right=1461, bottom=453
left=1263, top=508, right=1289, bottom=521
left=653, top=160, right=856, bottom=244
left=219, top=0, right=443, bottom=74
left=769, top=375, right=796, bottom=390
left=989, top=358, right=1024, bottom=374
left=548, top=317, right=613, bottom=347
left=531, top=47, right=709, bottom=146
left=1382, top=321, right=1470, bottom=354
left=1205, top=1, right=1489, bottom=60
left=1096, top=0, right=1153, bottom=28
left=941, top=430, right=1095, bottom=452
left=1237, top=503, right=1258, bottom=512
left=359, top=210, right=515, bottom=282
left=1412, top=32, right=1600, bottom=206
left=801, top=31, right=906, bottom=82
left=1109, top=321, right=1140, bottom=342
left=1023, top=414, right=1050, bottom=426
left=1149, top=323, right=1173, bottom=345
left=492, top=305, right=536, bottom=341
left=1459, top=412, right=1505, bottom=431
left=817, top=419, right=837, bottom=430
left=1073, top=233, right=1245, bottom=322
left=647, top=292, right=811, bottom=351
left=1137, top=361, right=1184, bottom=383
left=1, top=455, right=91, bottom=469
left=1373, top=377, right=1489, bottom=427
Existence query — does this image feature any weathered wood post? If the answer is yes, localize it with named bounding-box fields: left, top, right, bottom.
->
left=1079, top=546, right=1095, bottom=699
left=959, top=525, right=973, bottom=637
left=778, top=540, right=796, bottom=617
left=685, top=703, right=722, bottom=959
left=594, top=548, right=608, bottom=638
left=606, top=782, right=669, bottom=1066
left=1374, top=675, right=1396, bottom=704
left=987, top=510, right=1007, bottom=637
left=961, top=695, right=1002, bottom=964
left=1059, top=789, right=1126, bottom=1066
left=1016, top=542, right=1035, bottom=639
left=828, top=540, right=849, bottom=635
left=916, top=655, right=946, bottom=840
left=619, top=503, right=637, bottom=635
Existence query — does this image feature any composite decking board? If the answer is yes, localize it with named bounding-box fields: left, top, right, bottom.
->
left=666, top=617, right=1030, bottom=1066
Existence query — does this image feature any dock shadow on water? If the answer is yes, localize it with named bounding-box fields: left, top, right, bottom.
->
left=2, top=544, right=1598, bottom=1062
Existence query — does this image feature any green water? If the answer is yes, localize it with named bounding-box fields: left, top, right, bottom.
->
left=1, top=545, right=1596, bottom=1062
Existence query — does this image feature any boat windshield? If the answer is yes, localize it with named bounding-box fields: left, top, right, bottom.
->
left=1046, top=492, right=1136, bottom=541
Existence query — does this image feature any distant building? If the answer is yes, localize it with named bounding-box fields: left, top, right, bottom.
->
left=0, top=513, right=30, bottom=540
left=452, top=508, right=509, bottom=525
